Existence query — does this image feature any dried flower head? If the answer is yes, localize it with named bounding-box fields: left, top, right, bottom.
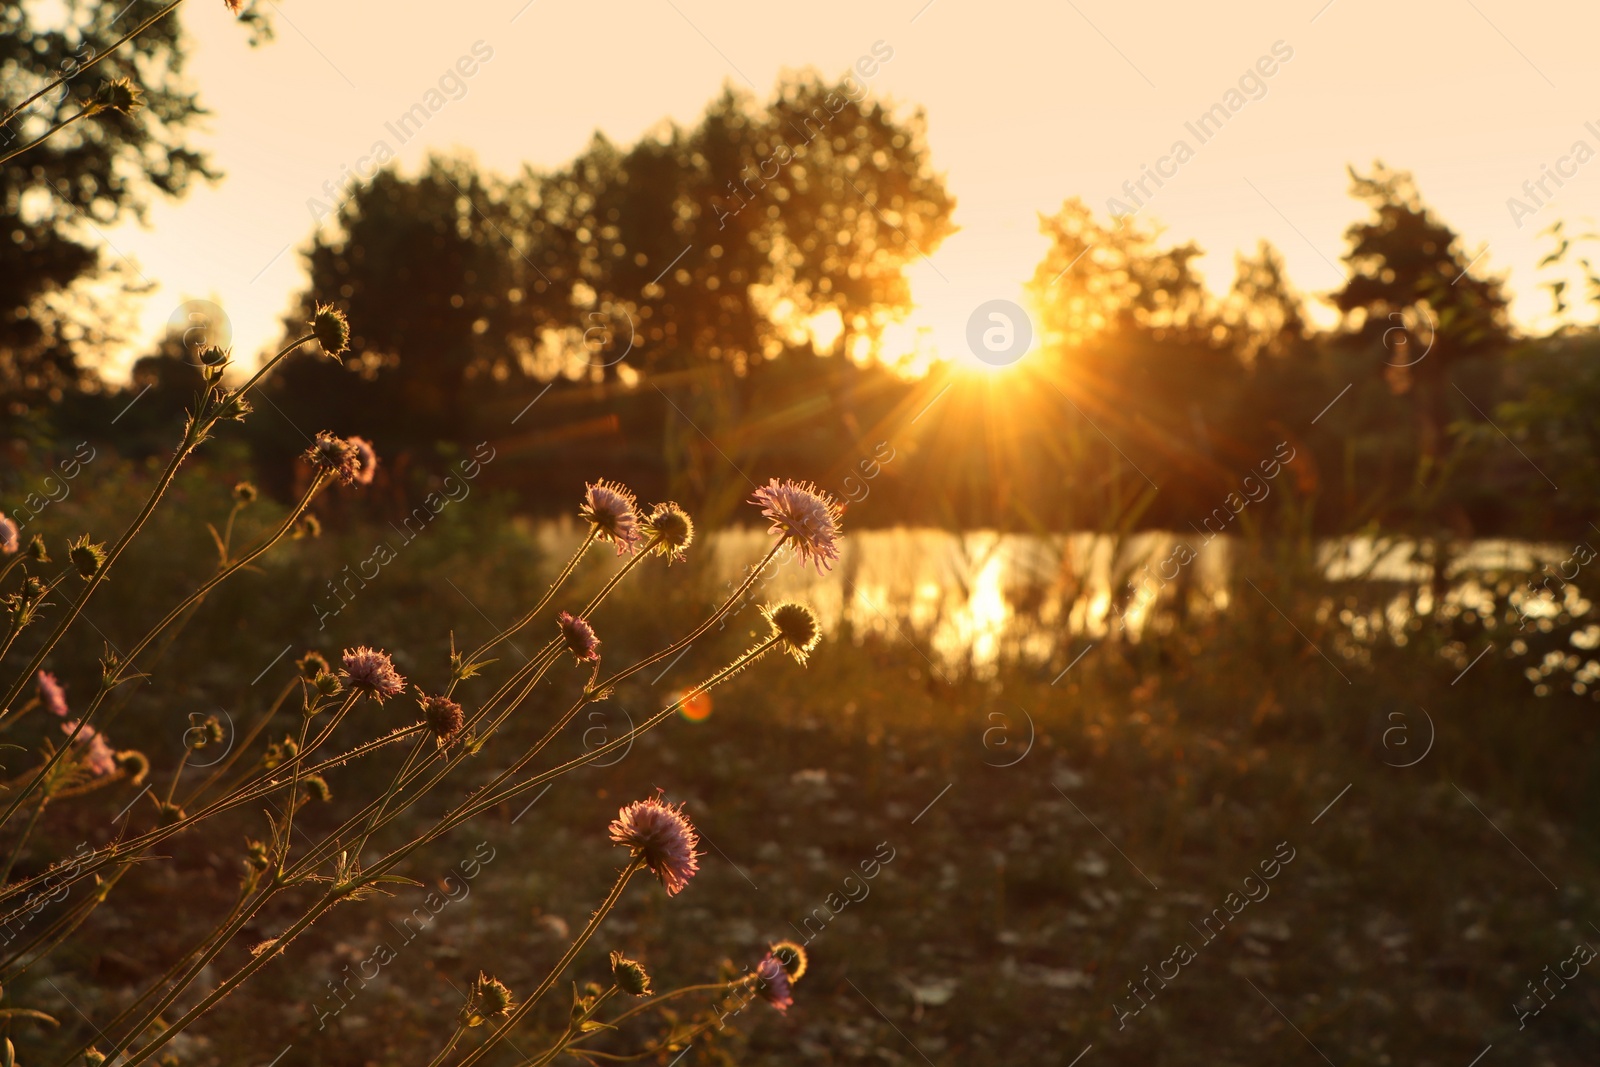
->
left=311, top=303, right=350, bottom=360
left=36, top=671, right=68, bottom=718
left=297, top=650, right=330, bottom=678
left=580, top=480, right=642, bottom=555
left=26, top=534, right=48, bottom=562
left=340, top=646, right=406, bottom=703
left=347, top=435, right=378, bottom=486
left=303, top=432, right=362, bottom=485
left=644, top=502, right=694, bottom=563
left=754, top=951, right=794, bottom=1013
left=233, top=481, right=258, bottom=504
left=557, top=612, right=601, bottom=664
left=114, top=749, right=149, bottom=786
left=83, top=1047, right=107, bottom=1067
left=92, top=78, right=142, bottom=115
left=421, top=693, right=464, bottom=746
left=294, top=513, right=322, bottom=539
left=750, top=479, right=842, bottom=573
left=461, top=972, right=513, bottom=1026
left=0, top=514, right=17, bottom=555
left=68, top=535, right=107, bottom=579
left=609, top=795, right=701, bottom=897
left=763, top=602, right=821, bottom=664
left=770, top=940, right=809, bottom=982
left=302, top=775, right=332, bottom=803
left=610, top=951, right=653, bottom=996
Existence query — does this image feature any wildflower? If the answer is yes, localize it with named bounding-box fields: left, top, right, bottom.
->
left=302, top=775, right=332, bottom=802
left=312, top=671, right=342, bottom=698
left=0, top=513, right=17, bottom=554
left=26, top=534, right=47, bottom=562
left=114, top=749, right=149, bottom=785
left=297, top=650, right=330, bottom=678
left=294, top=513, right=322, bottom=539
left=557, top=612, right=601, bottom=664
left=67, top=535, right=107, bottom=579
left=754, top=951, right=794, bottom=1013
left=91, top=78, right=142, bottom=116
left=84, top=1048, right=106, bottom=1067
left=421, top=693, right=464, bottom=746
left=311, top=303, right=350, bottom=360
left=609, top=795, right=701, bottom=897
left=644, top=502, right=694, bottom=563
left=62, top=721, right=116, bottom=777
left=245, top=839, right=271, bottom=873
left=224, top=0, right=243, bottom=15
left=750, top=479, right=842, bottom=573
left=461, top=972, right=513, bottom=1027
left=770, top=940, right=809, bottom=982
left=347, top=435, right=378, bottom=486
left=303, top=432, right=362, bottom=485
left=610, top=951, right=653, bottom=996
left=580, top=480, right=642, bottom=555
left=36, top=671, right=68, bottom=717
left=340, top=646, right=406, bottom=703
left=763, top=603, right=821, bottom=664
left=233, top=481, right=258, bottom=504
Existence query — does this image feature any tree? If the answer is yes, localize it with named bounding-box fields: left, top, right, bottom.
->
left=0, top=0, right=224, bottom=414
left=1331, top=162, right=1511, bottom=463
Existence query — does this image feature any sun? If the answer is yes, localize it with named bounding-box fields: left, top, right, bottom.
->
left=876, top=254, right=1044, bottom=377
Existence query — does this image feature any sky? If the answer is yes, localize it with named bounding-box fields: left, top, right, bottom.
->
left=98, top=0, right=1600, bottom=380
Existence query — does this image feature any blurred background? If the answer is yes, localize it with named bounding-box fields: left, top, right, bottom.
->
left=4, top=1, right=1600, bottom=1064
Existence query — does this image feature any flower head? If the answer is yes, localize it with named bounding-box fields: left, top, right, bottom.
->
left=0, top=513, right=18, bottom=555
left=36, top=671, right=68, bottom=717
left=609, top=795, right=701, bottom=896
left=303, top=432, right=360, bottom=484
left=347, top=435, right=378, bottom=486
left=311, top=303, right=350, bottom=360
left=68, top=535, right=107, bottom=579
left=340, top=646, right=406, bottom=703
left=580, top=480, right=642, bottom=555
left=557, top=612, right=601, bottom=664
left=115, top=749, right=149, bottom=785
left=610, top=951, right=653, bottom=996
left=763, top=602, right=821, bottom=664
left=643, top=502, right=694, bottom=564
left=62, top=721, right=116, bottom=778
left=92, top=78, right=142, bottom=116
left=421, top=693, right=464, bottom=746
left=461, top=972, right=513, bottom=1027
left=233, top=481, right=258, bottom=504
left=750, top=479, right=842, bottom=573
left=754, top=951, right=794, bottom=1013
left=770, top=940, right=809, bottom=982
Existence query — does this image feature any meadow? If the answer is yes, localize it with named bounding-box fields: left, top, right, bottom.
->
left=3, top=447, right=1595, bottom=1066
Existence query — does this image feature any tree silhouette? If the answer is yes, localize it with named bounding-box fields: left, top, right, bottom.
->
left=0, top=0, right=218, bottom=413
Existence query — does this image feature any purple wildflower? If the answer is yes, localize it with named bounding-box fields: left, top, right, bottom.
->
left=557, top=611, right=601, bottom=664
left=580, top=480, right=642, bottom=555
left=340, top=646, right=406, bottom=703
left=0, top=513, right=17, bottom=555
left=62, top=721, right=116, bottom=777
left=750, top=479, right=843, bottom=574
left=609, top=795, right=701, bottom=896
left=754, top=951, right=794, bottom=1013
left=36, top=671, right=68, bottom=717
left=347, top=435, right=378, bottom=486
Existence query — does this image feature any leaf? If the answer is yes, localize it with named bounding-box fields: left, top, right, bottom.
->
left=0, top=1008, right=59, bottom=1028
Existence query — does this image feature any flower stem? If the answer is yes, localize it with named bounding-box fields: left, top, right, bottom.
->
left=0, top=107, right=92, bottom=167
left=454, top=858, right=644, bottom=1067
left=1, top=0, right=186, bottom=126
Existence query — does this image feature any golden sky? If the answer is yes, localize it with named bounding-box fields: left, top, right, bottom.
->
left=104, top=0, right=1600, bottom=378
